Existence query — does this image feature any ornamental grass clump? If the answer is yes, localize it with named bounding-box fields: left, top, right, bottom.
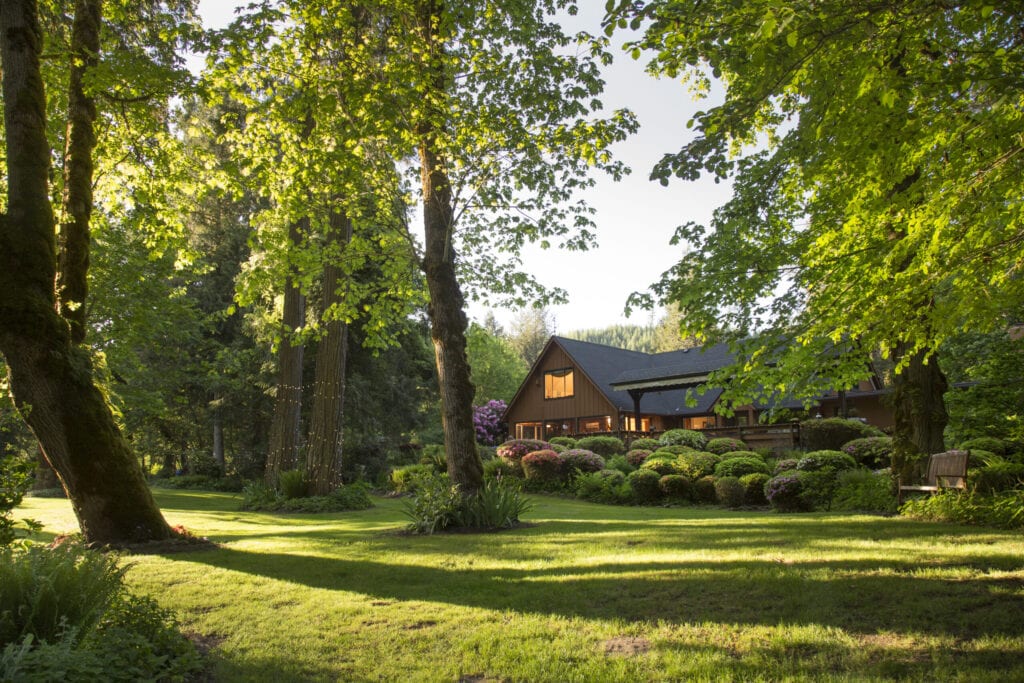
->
left=402, top=473, right=530, bottom=533
left=658, top=429, right=707, bottom=450
left=521, top=450, right=562, bottom=481
left=706, top=437, right=748, bottom=455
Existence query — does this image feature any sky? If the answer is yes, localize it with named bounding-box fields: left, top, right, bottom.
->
left=195, top=1, right=731, bottom=334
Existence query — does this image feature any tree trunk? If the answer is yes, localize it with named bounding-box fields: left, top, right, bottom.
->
left=57, top=0, right=101, bottom=345
left=306, top=210, right=352, bottom=495
left=264, top=217, right=308, bottom=485
left=414, top=0, right=482, bottom=495
left=0, top=0, right=171, bottom=545
left=890, top=344, right=949, bottom=481
left=32, top=447, right=60, bottom=491
left=212, top=407, right=225, bottom=473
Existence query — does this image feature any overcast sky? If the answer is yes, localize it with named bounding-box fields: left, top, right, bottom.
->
left=195, top=1, right=731, bottom=334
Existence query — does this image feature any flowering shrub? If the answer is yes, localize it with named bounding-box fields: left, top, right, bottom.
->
left=559, top=449, right=606, bottom=476
left=659, top=429, right=707, bottom=450
left=739, top=473, right=770, bottom=505
left=715, top=476, right=745, bottom=508
left=576, top=435, right=625, bottom=457
left=796, top=450, right=858, bottom=472
left=626, top=449, right=652, bottom=467
left=472, top=400, right=509, bottom=446
left=773, top=458, right=799, bottom=475
left=765, top=473, right=809, bottom=512
left=496, top=439, right=551, bottom=464
left=521, top=450, right=562, bottom=481
left=627, top=469, right=662, bottom=503
left=677, top=452, right=720, bottom=479
left=841, top=437, right=893, bottom=469
left=659, top=474, right=693, bottom=500
left=706, top=438, right=748, bottom=455
left=714, top=456, right=771, bottom=478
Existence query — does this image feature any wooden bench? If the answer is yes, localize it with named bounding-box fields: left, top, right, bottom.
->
left=897, top=450, right=970, bottom=505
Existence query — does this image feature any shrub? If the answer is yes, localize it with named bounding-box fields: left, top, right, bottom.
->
left=739, top=473, right=770, bottom=505
left=714, top=457, right=771, bottom=478
left=715, top=476, right=745, bottom=508
left=653, top=444, right=697, bottom=456
left=765, top=473, right=809, bottom=512
left=575, top=435, right=625, bottom=457
left=549, top=443, right=568, bottom=454
left=629, top=437, right=661, bottom=451
left=677, top=451, right=720, bottom=479
left=627, top=469, right=662, bottom=503
left=0, top=545, right=200, bottom=681
left=796, top=450, right=858, bottom=472
left=626, top=449, right=652, bottom=467
left=521, top=450, right=562, bottom=481
left=796, top=469, right=841, bottom=510
left=242, top=482, right=373, bottom=513
left=693, top=475, right=718, bottom=503
left=574, top=471, right=632, bottom=505
left=390, top=464, right=434, bottom=493
left=559, top=449, right=605, bottom=476
left=800, top=418, right=884, bottom=451
left=605, top=455, right=634, bottom=475
left=277, top=469, right=308, bottom=499
left=970, top=461, right=1024, bottom=494
left=453, top=479, right=532, bottom=530
left=841, top=437, right=893, bottom=469
left=188, top=451, right=223, bottom=478
left=959, top=436, right=1008, bottom=456
left=596, top=468, right=627, bottom=485
left=706, top=437, right=748, bottom=455
left=719, top=450, right=764, bottom=461
left=901, top=489, right=1024, bottom=529
left=472, top=399, right=508, bottom=446
left=477, top=444, right=497, bottom=461
left=1, top=454, right=34, bottom=547
left=548, top=436, right=577, bottom=448
left=966, top=449, right=998, bottom=468
left=420, top=444, right=447, bottom=472
left=483, top=458, right=522, bottom=482
left=659, top=429, right=707, bottom=449
left=659, top=474, right=693, bottom=501
left=496, top=439, right=551, bottom=464
left=832, top=469, right=896, bottom=513
left=402, top=473, right=462, bottom=534
left=773, top=458, right=799, bottom=475
left=641, top=457, right=685, bottom=477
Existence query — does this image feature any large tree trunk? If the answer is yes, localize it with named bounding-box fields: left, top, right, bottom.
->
left=306, top=210, right=353, bottom=495
left=57, top=0, right=100, bottom=345
left=0, top=0, right=170, bottom=545
left=415, top=0, right=482, bottom=495
left=264, top=217, right=308, bottom=485
left=890, top=344, right=949, bottom=481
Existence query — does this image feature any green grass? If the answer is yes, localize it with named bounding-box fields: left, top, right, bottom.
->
left=16, top=490, right=1024, bottom=681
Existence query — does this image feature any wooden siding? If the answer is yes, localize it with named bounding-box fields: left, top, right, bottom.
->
left=505, top=344, right=619, bottom=429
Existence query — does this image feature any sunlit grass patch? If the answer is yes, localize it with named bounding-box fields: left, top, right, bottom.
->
left=17, top=490, right=1024, bottom=681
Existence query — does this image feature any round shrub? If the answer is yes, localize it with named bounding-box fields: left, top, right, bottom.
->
left=521, top=450, right=562, bottom=481
left=693, top=475, right=718, bottom=503
left=575, top=435, right=625, bottom=457
left=629, top=437, right=661, bottom=451
left=641, top=457, right=684, bottom=476
left=714, top=456, right=771, bottom=478
left=653, top=444, right=696, bottom=456
left=765, top=473, right=809, bottom=512
left=800, top=418, right=884, bottom=451
left=496, top=439, right=551, bottom=464
left=659, top=474, right=693, bottom=500
left=627, top=469, right=662, bottom=503
left=626, top=449, right=652, bottom=467
left=596, top=468, right=627, bottom=484
left=774, top=458, right=799, bottom=475
left=659, top=429, right=707, bottom=450
left=390, top=464, right=434, bottom=493
left=677, top=451, right=720, bottom=479
left=715, top=476, right=745, bottom=508
left=739, top=473, right=770, bottom=505
left=548, top=436, right=577, bottom=448
left=796, top=469, right=841, bottom=510
left=719, top=450, right=764, bottom=461
left=559, top=449, right=606, bottom=476
left=959, top=437, right=1008, bottom=456
left=796, top=450, right=858, bottom=472
left=549, top=443, right=568, bottom=454
left=605, top=455, right=634, bottom=475
left=705, top=438, right=748, bottom=455
left=841, top=437, right=893, bottom=469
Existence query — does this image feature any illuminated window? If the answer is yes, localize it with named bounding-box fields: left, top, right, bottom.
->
left=515, top=422, right=543, bottom=439
left=623, top=416, right=650, bottom=432
left=580, top=416, right=611, bottom=433
left=544, top=368, right=574, bottom=399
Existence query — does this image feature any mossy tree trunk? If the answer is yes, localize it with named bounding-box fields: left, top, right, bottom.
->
left=890, top=343, right=949, bottom=481
left=0, top=0, right=171, bottom=544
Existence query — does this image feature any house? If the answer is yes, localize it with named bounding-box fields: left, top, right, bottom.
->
left=503, top=336, right=892, bottom=441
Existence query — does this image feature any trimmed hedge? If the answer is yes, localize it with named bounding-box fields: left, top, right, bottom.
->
left=659, top=429, right=707, bottom=450
left=575, top=435, right=625, bottom=457
left=521, top=450, right=562, bottom=481
left=627, top=469, right=662, bottom=503
left=659, top=474, right=693, bottom=500
left=706, top=437, right=748, bottom=455
left=715, top=476, right=745, bottom=508
left=629, top=437, right=662, bottom=451
left=739, top=473, right=770, bottom=505
left=796, top=450, right=858, bottom=472
left=841, top=437, right=893, bottom=469
left=714, top=456, right=771, bottom=478
left=800, top=418, right=884, bottom=451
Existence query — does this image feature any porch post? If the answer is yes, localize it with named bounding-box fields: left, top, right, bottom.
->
left=628, top=389, right=644, bottom=433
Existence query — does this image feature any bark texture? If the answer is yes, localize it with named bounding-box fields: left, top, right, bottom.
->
left=415, top=0, right=483, bottom=495
left=264, top=217, right=308, bottom=485
left=0, top=0, right=171, bottom=543
left=890, top=344, right=949, bottom=480
left=306, top=210, right=353, bottom=496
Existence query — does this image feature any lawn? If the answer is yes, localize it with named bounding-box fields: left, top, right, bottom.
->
left=17, top=491, right=1024, bottom=682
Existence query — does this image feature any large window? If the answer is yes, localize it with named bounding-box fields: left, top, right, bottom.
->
left=544, top=368, right=574, bottom=399
left=579, top=416, right=612, bottom=433
left=515, top=422, right=543, bottom=439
